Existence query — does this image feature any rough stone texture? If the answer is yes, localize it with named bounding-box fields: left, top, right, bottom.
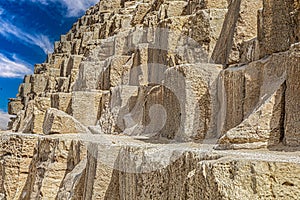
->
left=217, top=86, right=285, bottom=150
left=8, top=99, right=23, bottom=115
left=217, top=47, right=300, bottom=148
left=212, top=0, right=263, bottom=65
left=0, top=133, right=299, bottom=199
left=4, top=0, right=300, bottom=199
left=258, top=0, right=299, bottom=58
left=71, top=91, right=103, bottom=126
left=284, top=45, right=300, bottom=146
left=51, top=92, right=72, bottom=114
left=43, top=108, right=90, bottom=134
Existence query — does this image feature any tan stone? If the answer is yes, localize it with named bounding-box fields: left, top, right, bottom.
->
left=99, top=56, right=131, bottom=90
left=8, top=99, right=23, bottom=115
left=43, top=108, right=90, bottom=134
left=217, top=85, right=285, bottom=150
left=51, top=93, right=72, bottom=114
left=258, top=0, right=298, bottom=58
left=212, top=0, right=263, bottom=65
left=284, top=47, right=300, bottom=146
left=71, top=91, right=103, bottom=126
left=31, top=74, right=48, bottom=95
left=32, top=97, right=51, bottom=134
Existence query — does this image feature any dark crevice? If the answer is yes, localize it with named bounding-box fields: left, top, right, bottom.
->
left=279, top=81, right=287, bottom=143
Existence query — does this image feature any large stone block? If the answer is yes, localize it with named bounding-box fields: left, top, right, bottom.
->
left=99, top=56, right=131, bottom=90
left=212, top=0, right=263, bottom=65
left=284, top=48, right=300, bottom=146
left=217, top=84, right=285, bottom=150
left=138, top=63, right=222, bottom=141
left=51, top=93, right=72, bottom=114
left=32, top=97, right=51, bottom=134
left=43, top=108, right=89, bottom=134
left=17, top=97, right=51, bottom=134
left=98, top=86, right=138, bottom=134
left=71, top=91, right=104, bottom=126
left=31, top=74, right=48, bottom=95
left=73, top=60, right=107, bottom=91
left=8, top=99, right=23, bottom=115
left=258, top=0, right=298, bottom=58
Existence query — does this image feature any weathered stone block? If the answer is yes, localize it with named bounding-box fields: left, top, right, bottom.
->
left=284, top=49, right=300, bottom=146
left=43, top=108, right=89, bottom=134
left=259, top=0, right=298, bottom=58
left=212, top=0, right=263, bottom=65
left=217, top=85, right=285, bottom=150
left=31, top=74, right=48, bottom=95
left=8, top=99, right=23, bottom=115
left=71, top=91, right=103, bottom=126
left=32, top=97, right=51, bottom=134
left=99, top=56, right=131, bottom=90
left=51, top=93, right=72, bottom=114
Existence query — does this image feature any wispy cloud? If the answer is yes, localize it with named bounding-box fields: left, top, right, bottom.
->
left=0, top=53, right=32, bottom=78
left=58, top=0, right=99, bottom=17
left=0, top=110, right=12, bottom=130
left=27, top=0, right=98, bottom=17
left=0, top=18, right=53, bottom=54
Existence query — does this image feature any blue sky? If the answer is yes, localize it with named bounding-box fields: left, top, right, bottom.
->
left=0, top=0, right=98, bottom=129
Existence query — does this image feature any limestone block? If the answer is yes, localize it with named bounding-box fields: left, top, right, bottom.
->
left=240, top=38, right=260, bottom=63
left=43, top=108, right=90, bottom=134
left=157, top=9, right=227, bottom=63
left=131, top=3, right=151, bottom=25
left=94, top=37, right=115, bottom=61
left=79, top=32, right=94, bottom=52
left=98, top=86, right=139, bottom=134
left=67, top=55, right=82, bottom=76
left=188, top=9, right=227, bottom=58
left=284, top=49, right=300, bottom=146
left=19, top=83, right=31, bottom=98
left=51, top=93, right=72, bottom=114
left=259, top=0, right=298, bottom=58
left=23, top=74, right=31, bottom=83
left=185, top=0, right=228, bottom=14
left=138, top=63, right=222, bottom=141
left=99, top=56, right=131, bottom=90
left=73, top=60, right=107, bottom=91
left=8, top=99, right=23, bottom=115
left=0, top=134, right=38, bottom=199
left=59, top=57, right=70, bottom=77
left=71, top=91, right=103, bottom=126
left=219, top=68, right=245, bottom=134
left=31, top=74, right=48, bottom=95
left=55, top=41, right=72, bottom=53
left=69, top=69, right=79, bottom=90
left=217, top=85, right=285, bottom=150
left=32, top=97, right=51, bottom=134
left=212, top=0, right=263, bottom=65
left=0, top=134, right=87, bottom=199
left=158, top=1, right=188, bottom=20
left=56, top=77, right=70, bottom=92
left=129, top=44, right=152, bottom=86
left=16, top=97, right=51, bottom=134
left=50, top=54, right=69, bottom=69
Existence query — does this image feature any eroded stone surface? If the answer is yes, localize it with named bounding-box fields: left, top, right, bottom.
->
left=0, top=133, right=299, bottom=200
left=4, top=0, right=300, bottom=199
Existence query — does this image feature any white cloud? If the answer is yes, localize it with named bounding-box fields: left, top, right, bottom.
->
left=0, top=110, right=12, bottom=130
left=26, top=0, right=98, bottom=17
left=58, top=0, right=99, bottom=17
left=0, top=53, right=32, bottom=78
left=0, top=18, right=54, bottom=54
